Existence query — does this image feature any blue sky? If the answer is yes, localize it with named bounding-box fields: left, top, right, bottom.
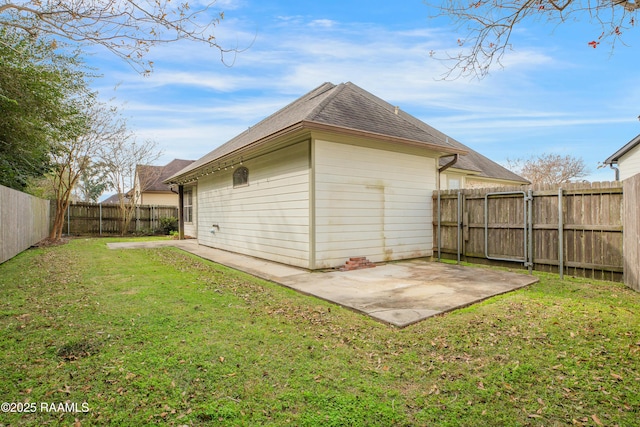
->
left=89, top=0, right=640, bottom=182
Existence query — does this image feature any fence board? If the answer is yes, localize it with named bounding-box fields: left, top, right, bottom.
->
left=623, top=174, right=640, bottom=291
left=1, top=185, right=50, bottom=264
left=434, top=182, right=624, bottom=281
left=51, top=202, right=178, bottom=236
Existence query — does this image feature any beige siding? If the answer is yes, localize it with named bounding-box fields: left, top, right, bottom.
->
left=442, top=172, right=525, bottom=189
left=197, top=142, right=310, bottom=268
left=464, top=177, right=519, bottom=189
left=313, top=140, right=435, bottom=268
left=619, top=143, right=640, bottom=180
left=140, top=192, right=179, bottom=206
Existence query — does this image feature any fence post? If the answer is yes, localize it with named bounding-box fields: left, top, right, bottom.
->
left=437, top=191, right=441, bottom=261
left=623, top=175, right=640, bottom=291
left=67, top=204, right=70, bottom=236
left=457, top=191, right=462, bottom=264
left=558, top=188, right=564, bottom=279
left=527, top=189, right=533, bottom=275
left=99, top=203, right=102, bottom=236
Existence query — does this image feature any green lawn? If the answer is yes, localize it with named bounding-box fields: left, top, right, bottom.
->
left=1, top=238, right=638, bottom=426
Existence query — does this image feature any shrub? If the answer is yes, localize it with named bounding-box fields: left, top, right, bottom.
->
left=158, top=216, right=178, bottom=235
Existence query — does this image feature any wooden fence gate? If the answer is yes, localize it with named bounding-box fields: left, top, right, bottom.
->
left=435, top=182, right=624, bottom=282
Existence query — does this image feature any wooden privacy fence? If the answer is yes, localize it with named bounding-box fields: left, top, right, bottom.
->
left=434, top=182, right=624, bottom=282
left=1, top=185, right=50, bottom=264
left=52, top=202, right=178, bottom=236
left=623, top=174, right=640, bottom=291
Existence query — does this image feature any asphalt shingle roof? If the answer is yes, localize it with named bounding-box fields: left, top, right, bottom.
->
left=140, top=159, right=195, bottom=191
left=167, top=82, right=526, bottom=184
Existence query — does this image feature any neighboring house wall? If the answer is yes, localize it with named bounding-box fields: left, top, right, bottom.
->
left=139, top=192, right=179, bottom=206
left=441, top=172, right=463, bottom=190
left=196, top=141, right=311, bottom=268
left=618, top=143, right=640, bottom=180
left=313, top=139, right=436, bottom=269
left=440, top=172, right=525, bottom=190
left=464, top=177, right=518, bottom=189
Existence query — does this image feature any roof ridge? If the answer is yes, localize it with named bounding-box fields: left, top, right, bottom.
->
left=233, top=82, right=337, bottom=139
left=306, top=82, right=343, bottom=121
left=307, top=82, right=337, bottom=101
left=343, top=83, right=453, bottom=147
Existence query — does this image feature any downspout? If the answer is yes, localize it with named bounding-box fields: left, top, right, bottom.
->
left=436, top=154, right=460, bottom=261
left=609, top=163, right=620, bottom=181
left=439, top=154, right=459, bottom=174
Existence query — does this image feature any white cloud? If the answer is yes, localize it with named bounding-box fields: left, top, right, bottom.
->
left=309, top=19, right=336, bottom=28
left=85, top=6, right=637, bottom=184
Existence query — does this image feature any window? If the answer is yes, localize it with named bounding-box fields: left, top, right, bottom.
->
left=184, top=189, right=193, bottom=223
left=448, top=177, right=461, bottom=190
left=233, top=166, right=249, bottom=187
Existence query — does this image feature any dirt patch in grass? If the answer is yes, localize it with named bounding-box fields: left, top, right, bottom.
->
left=31, top=237, right=71, bottom=248
left=57, top=340, right=101, bottom=361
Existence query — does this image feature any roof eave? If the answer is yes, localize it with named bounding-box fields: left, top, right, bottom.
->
left=301, top=120, right=468, bottom=156
left=604, top=133, right=640, bottom=164
left=164, top=122, right=308, bottom=185
left=165, top=120, right=468, bottom=185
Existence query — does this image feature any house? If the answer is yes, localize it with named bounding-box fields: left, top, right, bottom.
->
left=165, top=82, right=526, bottom=269
left=132, top=159, right=194, bottom=206
left=432, top=130, right=528, bottom=189
left=604, top=133, right=640, bottom=181
left=100, top=193, right=124, bottom=204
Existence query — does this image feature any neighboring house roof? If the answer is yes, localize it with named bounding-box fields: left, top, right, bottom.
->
left=166, top=81, right=526, bottom=185
left=604, top=133, right=640, bottom=164
left=101, top=194, right=124, bottom=203
left=390, top=101, right=527, bottom=183
left=438, top=137, right=529, bottom=183
left=140, top=159, right=195, bottom=192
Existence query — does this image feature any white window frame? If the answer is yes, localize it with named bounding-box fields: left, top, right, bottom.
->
left=184, top=189, right=193, bottom=223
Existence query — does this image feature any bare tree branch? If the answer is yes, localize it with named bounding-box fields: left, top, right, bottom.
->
left=0, top=0, right=237, bottom=74
left=49, top=100, right=129, bottom=239
left=506, top=153, right=589, bottom=185
left=98, top=130, right=162, bottom=234
left=425, top=0, right=638, bottom=79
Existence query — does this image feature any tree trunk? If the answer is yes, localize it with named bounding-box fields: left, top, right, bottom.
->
left=118, top=201, right=136, bottom=236
left=50, top=199, right=70, bottom=240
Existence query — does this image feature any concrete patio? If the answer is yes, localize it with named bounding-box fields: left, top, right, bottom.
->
left=107, top=240, right=539, bottom=327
